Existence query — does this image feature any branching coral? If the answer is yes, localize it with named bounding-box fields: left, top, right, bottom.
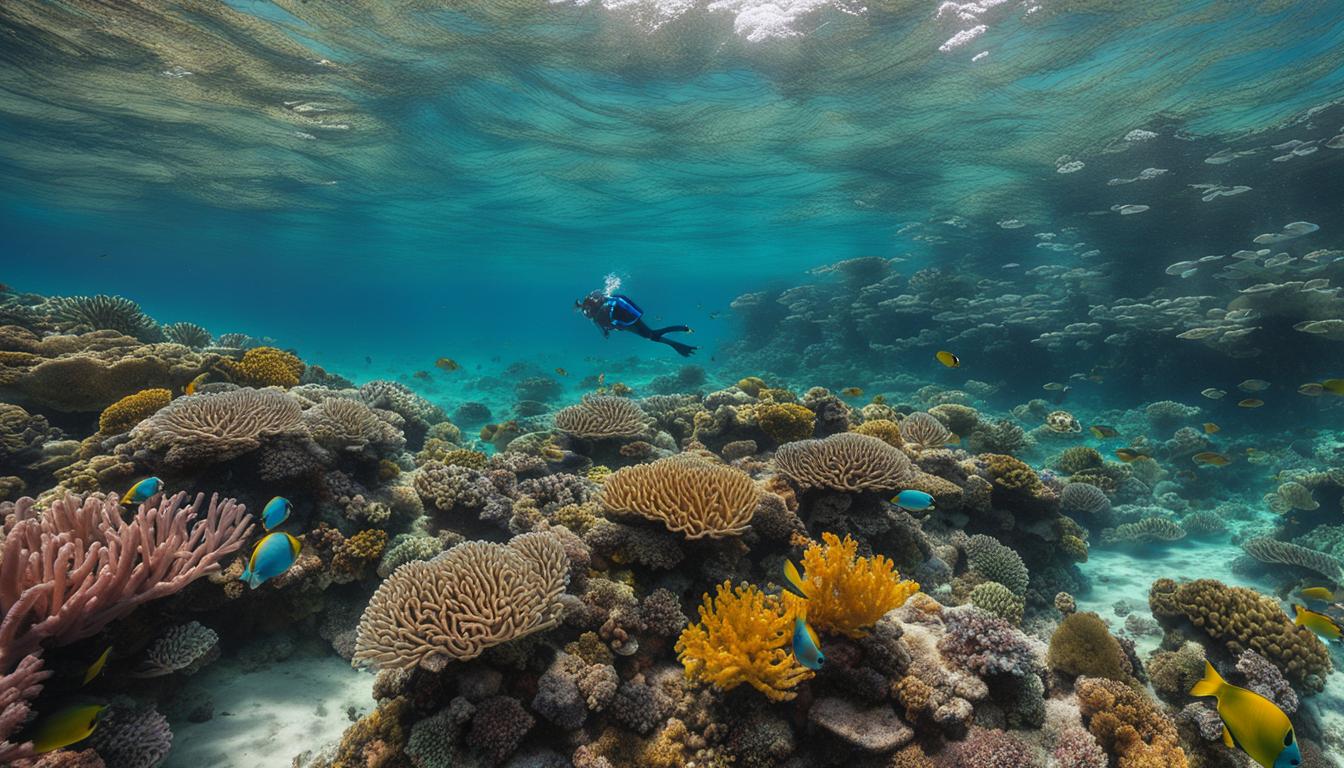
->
left=554, top=396, right=649, bottom=439
left=1241, top=537, right=1342, bottom=581
left=675, top=581, right=812, bottom=702
left=755, top=402, right=816, bottom=444
left=131, top=387, right=307, bottom=469
left=781, top=532, right=918, bottom=638
left=1075, top=677, right=1188, bottom=768
left=0, top=654, right=50, bottom=763
left=0, top=491, right=253, bottom=667
left=773, top=432, right=912, bottom=492
left=599, top=455, right=758, bottom=539
left=221, top=346, right=303, bottom=388
left=98, top=388, right=172, bottom=435
left=353, top=532, right=569, bottom=671
left=1149, top=578, right=1331, bottom=692
left=898, top=412, right=951, bottom=450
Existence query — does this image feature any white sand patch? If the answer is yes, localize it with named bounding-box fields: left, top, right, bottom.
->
left=163, top=652, right=373, bottom=768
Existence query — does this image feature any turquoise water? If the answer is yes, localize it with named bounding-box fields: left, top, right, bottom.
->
left=4, top=2, right=1344, bottom=767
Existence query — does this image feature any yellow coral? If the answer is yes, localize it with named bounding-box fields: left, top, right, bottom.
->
left=783, top=532, right=920, bottom=638
left=756, top=402, right=815, bottom=444
left=676, top=581, right=813, bottom=701
left=223, top=346, right=303, bottom=388
left=982, top=453, right=1042, bottom=491
left=587, top=464, right=611, bottom=483
left=98, top=387, right=172, bottom=434
left=377, top=459, right=401, bottom=481
left=851, top=418, right=904, bottom=447
left=736, top=376, right=767, bottom=397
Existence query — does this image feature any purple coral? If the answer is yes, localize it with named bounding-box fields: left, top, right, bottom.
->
left=466, top=696, right=534, bottom=764
left=949, top=727, right=1044, bottom=768
left=938, top=607, right=1041, bottom=678
left=87, top=705, right=172, bottom=768
left=1051, top=726, right=1107, bottom=768
left=1236, top=650, right=1298, bottom=713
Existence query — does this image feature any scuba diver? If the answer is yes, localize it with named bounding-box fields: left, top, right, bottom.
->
left=576, top=290, right=697, bottom=357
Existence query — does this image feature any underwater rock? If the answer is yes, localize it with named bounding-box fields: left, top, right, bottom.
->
left=808, top=697, right=913, bottom=753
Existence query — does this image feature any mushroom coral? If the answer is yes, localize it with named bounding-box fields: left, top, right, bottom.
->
left=675, top=581, right=812, bottom=702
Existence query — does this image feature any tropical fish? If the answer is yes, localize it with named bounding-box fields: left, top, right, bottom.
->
left=1238, top=379, right=1270, bottom=392
left=1189, top=661, right=1299, bottom=768
left=597, top=372, right=606, bottom=386
left=121, top=477, right=162, bottom=505
left=840, top=387, right=863, bottom=397
left=29, top=704, right=107, bottom=754
left=1114, top=448, right=1149, bottom=462
left=872, top=394, right=886, bottom=405
left=1300, top=587, right=1334, bottom=602
left=1202, top=422, right=1220, bottom=434
left=892, top=489, right=935, bottom=512
left=240, top=532, right=302, bottom=590
left=1201, top=388, right=1226, bottom=400
left=261, top=496, right=292, bottom=531
left=1237, top=398, right=1265, bottom=408
left=791, top=617, right=825, bottom=671
left=412, top=370, right=430, bottom=380
left=1293, top=604, right=1342, bottom=643
left=1297, top=383, right=1323, bottom=397
left=1192, top=452, right=1231, bottom=467
left=1089, top=425, right=1119, bottom=439
left=781, top=559, right=809, bottom=600
left=434, top=357, right=460, bottom=372
left=83, top=646, right=111, bottom=685
left=555, top=367, right=568, bottom=376
left=184, top=372, right=208, bottom=396
left=1322, top=379, right=1344, bottom=395
left=1042, top=382, right=1066, bottom=391
left=935, top=350, right=960, bottom=368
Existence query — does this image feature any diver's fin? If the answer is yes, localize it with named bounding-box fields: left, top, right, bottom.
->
left=1190, top=660, right=1225, bottom=698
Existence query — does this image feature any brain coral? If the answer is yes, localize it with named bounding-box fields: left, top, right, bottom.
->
left=554, top=396, right=649, bottom=439
left=1149, top=578, right=1331, bottom=692
left=755, top=402, right=816, bottom=444
left=1046, top=612, right=1133, bottom=683
left=599, top=455, right=758, bottom=539
left=964, top=534, right=1030, bottom=597
left=353, top=532, right=569, bottom=671
left=223, top=346, right=304, bottom=388
left=676, top=581, right=812, bottom=702
left=898, top=412, right=951, bottom=450
left=131, top=387, right=307, bottom=469
left=1059, top=482, right=1110, bottom=517
left=782, top=532, right=920, bottom=638
left=774, top=432, right=913, bottom=492
left=303, top=397, right=405, bottom=455
left=98, top=387, right=172, bottom=435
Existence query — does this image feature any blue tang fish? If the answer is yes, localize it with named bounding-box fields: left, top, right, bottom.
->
left=892, top=490, right=935, bottom=512
left=792, top=617, right=825, bottom=671
left=240, top=532, right=302, bottom=589
left=261, top=496, right=292, bottom=530
left=121, top=477, right=162, bottom=505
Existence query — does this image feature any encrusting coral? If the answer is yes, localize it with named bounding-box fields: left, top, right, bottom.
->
left=1075, top=676, right=1188, bottom=768
left=599, top=454, right=758, bottom=539
left=780, top=531, right=919, bottom=638
left=675, top=581, right=812, bottom=702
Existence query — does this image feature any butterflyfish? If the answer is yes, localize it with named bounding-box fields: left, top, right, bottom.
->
left=1192, top=452, right=1232, bottom=467
left=892, top=489, right=935, bottom=512
left=1202, top=422, right=1220, bottom=434
left=261, top=496, right=292, bottom=531
left=935, top=350, right=960, bottom=368
left=121, top=477, right=162, bottom=505
left=1292, top=604, right=1342, bottom=643
left=184, top=372, right=208, bottom=395
left=1189, top=661, right=1300, bottom=768
left=791, top=617, right=825, bottom=671
left=840, top=387, right=863, bottom=397
left=240, top=532, right=302, bottom=590
left=29, top=704, right=107, bottom=754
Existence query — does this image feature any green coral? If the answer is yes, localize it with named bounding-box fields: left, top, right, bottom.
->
left=1047, top=612, right=1133, bottom=683
left=969, top=581, right=1024, bottom=624
left=964, top=534, right=1029, bottom=597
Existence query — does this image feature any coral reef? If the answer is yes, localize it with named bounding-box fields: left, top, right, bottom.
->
left=773, top=432, right=913, bottom=492
left=599, top=455, right=757, bottom=538
left=781, top=531, right=919, bottom=637
left=675, top=581, right=811, bottom=701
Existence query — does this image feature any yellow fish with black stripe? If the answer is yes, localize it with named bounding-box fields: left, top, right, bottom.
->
left=1189, top=661, right=1300, bottom=768
left=1292, top=603, right=1342, bottom=643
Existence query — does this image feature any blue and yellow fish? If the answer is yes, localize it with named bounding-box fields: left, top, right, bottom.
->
left=791, top=617, right=825, bottom=671
left=1292, top=604, right=1342, bottom=643
left=1190, top=661, right=1300, bottom=768
left=240, top=532, right=302, bottom=589
left=892, top=489, right=934, bottom=512
left=121, top=477, right=162, bottom=505
left=261, top=496, right=292, bottom=531
left=29, top=703, right=106, bottom=754
left=780, top=558, right=809, bottom=600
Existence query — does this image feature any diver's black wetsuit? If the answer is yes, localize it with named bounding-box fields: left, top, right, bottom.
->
left=579, top=293, right=697, bottom=357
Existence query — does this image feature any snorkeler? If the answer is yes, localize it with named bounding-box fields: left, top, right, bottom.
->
left=575, top=290, right=697, bottom=357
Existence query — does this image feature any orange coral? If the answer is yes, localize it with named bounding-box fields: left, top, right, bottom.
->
left=782, top=532, right=920, bottom=638
left=223, top=346, right=303, bottom=388
left=98, top=387, right=172, bottom=434
left=1076, top=677, right=1188, bottom=768
left=675, top=581, right=813, bottom=701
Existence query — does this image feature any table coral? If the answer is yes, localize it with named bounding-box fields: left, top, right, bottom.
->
left=675, top=581, right=812, bottom=702
left=780, top=531, right=919, bottom=638
left=599, top=455, right=758, bottom=539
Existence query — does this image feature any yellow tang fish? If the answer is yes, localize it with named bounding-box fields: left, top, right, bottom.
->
left=1293, top=604, right=1342, bottom=643
left=83, top=646, right=112, bottom=685
left=1299, top=587, right=1334, bottom=602
left=1190, top=661, right=1299, bottom=768
left=840, top=387, right=863, bottom=397
left=1202, top=422, right=1220, bottom=434
left=184, top=372, right=208, bottom=396
left=1323, top=379, right=1344, bottom=395
left=1089, top=425, right=1119, bottom=439
left=935, top=350, right=960, bottom=368
left=1237, top=398, right=1264, bottom=408
left=30, top=704, right=107, bottom=754
left=1192, top=452, right=1231, bottom=467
